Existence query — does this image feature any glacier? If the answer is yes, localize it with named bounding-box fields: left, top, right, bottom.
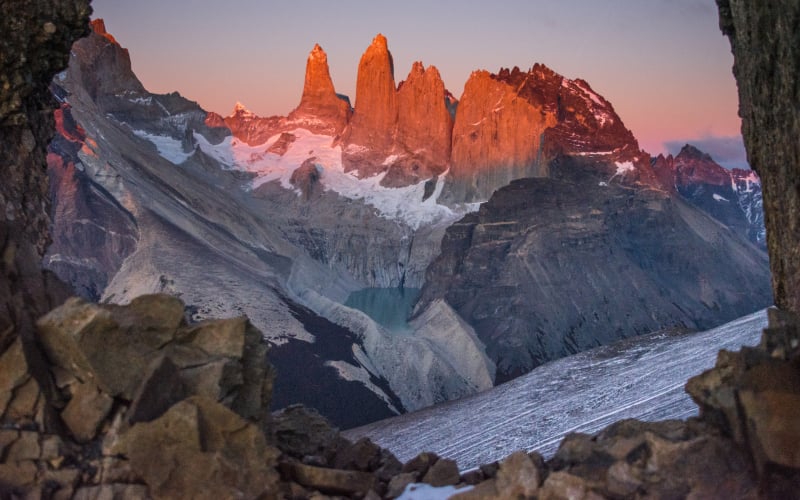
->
left=344, top=310, right=767, bottom=471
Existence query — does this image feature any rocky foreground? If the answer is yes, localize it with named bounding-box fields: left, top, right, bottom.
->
left=2, top=0, right=800, bottom=498
left=2, top=293, right=799, bottom=498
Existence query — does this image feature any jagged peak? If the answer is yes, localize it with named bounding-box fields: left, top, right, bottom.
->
left=370, top=33, right=389, bottom=50
left=90, top=18, right=117, bottom=44
left=677, top=143, right=714, bottom=162
left=230, top=101, right=255, bottom=117
left=309, top=43, right=327, bottom=61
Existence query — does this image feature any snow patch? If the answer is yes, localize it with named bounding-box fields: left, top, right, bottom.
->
left=615, top=161, right=635, bottom=175
left=397, top=483, right=473, bottom=500
left=325, top=360, right=400, bottom=414
left=713, top=193, right=729, bottom=202
left=195, top=128, right=464, bottom=229
left=132, top=130, right=191, bottom=164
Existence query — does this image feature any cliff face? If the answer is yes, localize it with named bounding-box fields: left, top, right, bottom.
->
left=342, top=34, right=399, bottom=177
left=0, top=0, right=91, bottom=351
left=417, top=157, right=772, bottom=380
left=443, top=64, right=645, bottom=204
left=287, top=43, right=351, bottom=136
left=717, top=0, right=800, bottom=314
left=652, top=144, right=766, bottom=248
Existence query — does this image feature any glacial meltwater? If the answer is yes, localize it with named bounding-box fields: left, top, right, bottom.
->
left=344, top=287, right=421, bottom=333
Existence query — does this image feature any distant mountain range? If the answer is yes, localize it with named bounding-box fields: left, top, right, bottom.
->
left=45, top=19, right=771, bottom=428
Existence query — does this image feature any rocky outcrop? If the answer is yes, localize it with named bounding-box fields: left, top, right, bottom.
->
left=444, top=68, right=557, bottom=203
left=653, top=144, right=766, bottom=248
left=287, top=43, right=351, bottom=136
left=0, top=0, right=91, bottom=379
left=386, top=62, right=453, bottom=186
left=222, top=101, right=283, bottom=146
left=443, top=64, right=646, bottom=204
left=717, top=0, right=800, bottom=314
left=342, top=34, right=399, bottom=178
left=45, top=103, right=139, bottom=300
left=342, top=36, right=453, bottom=187
left=417, top=157, right=772, bottom=381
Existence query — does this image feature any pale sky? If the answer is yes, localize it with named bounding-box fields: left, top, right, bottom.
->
left=92, top=0, right=745, bottom=167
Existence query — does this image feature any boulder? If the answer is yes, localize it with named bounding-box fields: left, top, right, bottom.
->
left=115, top=396, right=280, bottom=499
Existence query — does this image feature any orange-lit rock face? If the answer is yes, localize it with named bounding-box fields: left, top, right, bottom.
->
left=343, top=34, right=399, bottom=177
left=288, top=44, right=351, bottom=136
left=223, top=102, right=284, bottom=146
left=382, top=62, right=454, bottom=186
left=446, top=70, right=558, bottom=203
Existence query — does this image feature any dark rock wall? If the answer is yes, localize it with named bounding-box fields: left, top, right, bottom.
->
left=0, top=1, right=91, bottom=348
left=717, top=0, right=800, bottom=314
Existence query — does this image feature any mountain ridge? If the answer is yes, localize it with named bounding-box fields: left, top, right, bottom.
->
left=44, top=19, right=771, bottom=428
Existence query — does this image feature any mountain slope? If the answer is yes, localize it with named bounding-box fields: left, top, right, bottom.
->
left=415, top=156, right=772, bottom=381
left=345, top=310, right=768, bottom=470
left=46, top=21, right=771, bottom=428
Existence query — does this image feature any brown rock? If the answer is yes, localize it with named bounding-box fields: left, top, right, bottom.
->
left=127, top=355, right=187, bottom=425
left=281, top=462, right=377, bottom=496
left=539, top=471, right=596, bottom=500
left=386, top=472, right=417, bottom=499
left=738, top=389, right=800, bottom=470
left=267, top=132, right=297, bottom=156
left=290, top=158, right=322, bottom=200
left=72, top=484, right=151, bottom=500
left=116, top=396, right=279, bottom=499
left=334, top=437, right=382, bottom=471
left=343, top=34, right=398, bottom=178
left=494, top=450, right=541, bottom=497
left=606, top=461, right=642, bottom=497
left=60, top=379, right=113, bottom=442
left=288, top=44, right=351, bottom=136
left=272, top=405, right=342, bottom=461
left=403, top=451, right=439, bottom=477
left=422, top=457, right=459, bottom=487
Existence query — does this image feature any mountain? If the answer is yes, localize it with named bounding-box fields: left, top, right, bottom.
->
left=414, top=155, right=771, bottom=381
left=45, top=20, right=771, bottom=428
left=653, top=144, right=765, bottom=247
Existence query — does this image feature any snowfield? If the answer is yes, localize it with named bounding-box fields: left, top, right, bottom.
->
left=194, top=129, right=462, bottom=230
left=345, top=310, right=768, bottom=471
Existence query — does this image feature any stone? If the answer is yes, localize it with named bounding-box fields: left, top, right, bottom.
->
left=60, top=379, right=113, bottom=443
left=176, top=316, right=246, bottom=359
left=126, top=355, right=187, bottom=425
left=539, top=471, right=594, bottom=500
left=333, top=437, right=382, bottom=472
left=72, top=484, right=150, bottom=500
left=738, top=389, right=800, bottom=470
left=280, top=462, right=377, bottom=496
left=116, top=396, right=280, bottom=499
left=605, top=461, right=642, bottom=497
left=386, top=472, right=417, bottom=499
left=402, top=451, right=439, bottom=477
left=290, top=158, right=322, bottom=200
left=422, top=457, right=459, bottom=487
left=272, top=405, right=342, bottom=461
left=494, top=450, right=541, bottom=497
left=6, top=431, right=41, bottom=461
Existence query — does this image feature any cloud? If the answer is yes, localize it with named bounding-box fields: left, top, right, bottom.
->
left=664, top=135, right=749, bottom=170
